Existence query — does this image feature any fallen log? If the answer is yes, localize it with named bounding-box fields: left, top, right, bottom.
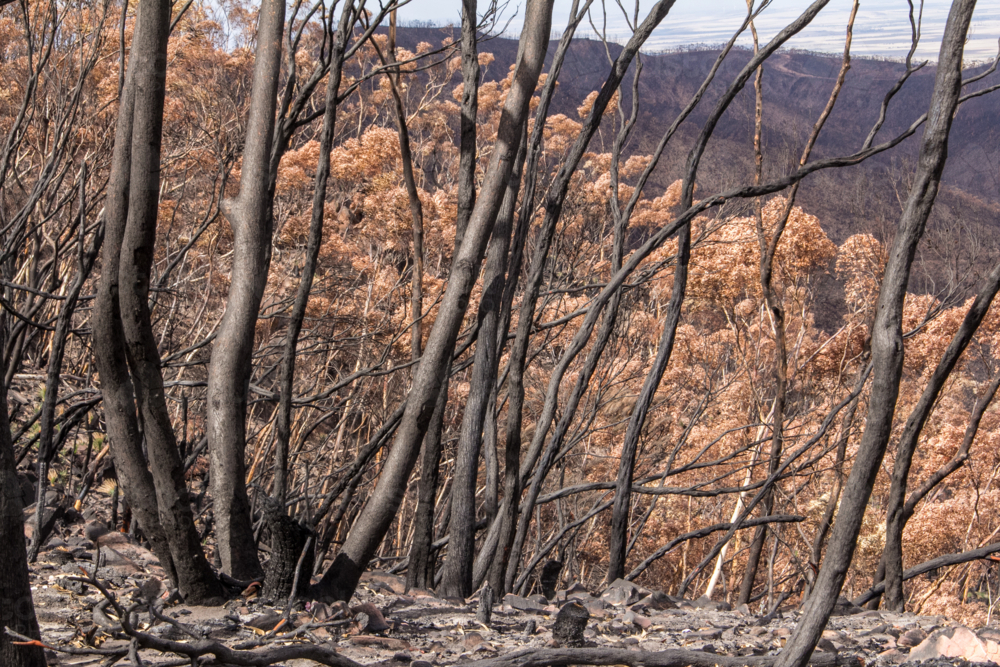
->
left=853, top=541, right=1000, bottom=606
left=462, top=646, right=862, bottom=667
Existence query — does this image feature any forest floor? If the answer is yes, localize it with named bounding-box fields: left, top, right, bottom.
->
left=21, top=519, right=1000, bottom=667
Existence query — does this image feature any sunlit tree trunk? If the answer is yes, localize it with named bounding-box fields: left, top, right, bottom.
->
left=208, top=0, right=285, bottom=581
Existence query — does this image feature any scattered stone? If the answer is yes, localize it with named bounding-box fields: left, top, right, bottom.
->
left=504, top=593, right=546, bottom=613
left=522, top=620, right=537, bottom=638
left=552, top=601, right=589, bottom=647
left=410, top=661, right=434, bottom=667
left=601, top=578, right=642, bottom=606
left=349, top=635, right=412, bottom=651
left=908, top=625, right=995, bottom=663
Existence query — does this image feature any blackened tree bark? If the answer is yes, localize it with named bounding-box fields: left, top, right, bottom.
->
left=272, top=2, right=356, bottom=506
left=0, top=320, right=44, bottom=667
left=116, top=0, right=222, bottom=603
left=453, top=0, right=479, bottom=253
left=93, top=0, right=187, bottom=595
left=407, top=377, right=449, bottom=591
left=606, top=227, right=689, bottom=582
left=439, top=126, right=527, bottom=598
left=774, top=2, right=975, bottom=664
left=207, top=0, right=285, bottom=581
left=878, top=259, right=1000, bottom=610
left=311, top=0, right=554, bottom=603
left=483, top=0, right=676, bottom=593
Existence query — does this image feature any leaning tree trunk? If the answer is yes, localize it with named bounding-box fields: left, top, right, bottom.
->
left=775, top=2, right=975, bottom=664
left=878, top=258, right=1000, bottom=610
left=0, top=320, right=45, bottom=667
left=207, top=0, right=285, bottom=582
left=311, top=0, right=554, bottom=603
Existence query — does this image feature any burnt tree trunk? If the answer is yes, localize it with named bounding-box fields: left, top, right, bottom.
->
left=775, top=2, right=975, bottom=664
left=207, top=0, right=285, bottom=582
left=311, top=0, right=554, bottom=603
left=117, top=0, right=222, bottom=603
left=262, top=498, right=314, bottom=603
left=0, top=319, right=45, bottom=667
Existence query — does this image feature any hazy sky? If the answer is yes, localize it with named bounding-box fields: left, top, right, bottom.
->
left=394, top=1, right=1000, bottom=60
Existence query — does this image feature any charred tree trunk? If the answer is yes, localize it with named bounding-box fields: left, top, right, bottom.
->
left=261, top=497, right=314, bottom=603
left=311, top=0, right=554, bottom=603
left=272, top=3, right=354, bottom=505
left=440, top=127, right=527, bottom=598
left=116, top=0, right=222, bottom=603
left=407, top=377, right=449, bottom=591
left=878, top=259, right=1000, bottom=610
left=93, top=0, right=191, bottom=596
left=207, top=0, right=285, bottom=582
left=775, top=2, right=974, bottom=664
left=606, top=226, right=689, bottom=582
left=0, top=319, right=45, bottom=667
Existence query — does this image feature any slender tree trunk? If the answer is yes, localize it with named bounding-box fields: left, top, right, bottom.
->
left=0, top=319, right=44, bottom=667
left=440, top=127, right=526, bottom=598
left=311, top=0, right=554, bottom=603
left=115, top=0, right=223, bottom=603
left=453, top=0, right=479, bottom=253
left=92, top=0, right=180, bottom=593
left=412, top=0, right=478, bottom=595
left=606, top=226, right=690, bottom=582
left=407, top=377, right=449, bottom=591
left=879, top=259, right=1000, bottom=610
left=776, top=3, right=974, bottom=663
left=207, top=0, right=285, bottom=581
left=273, top=3, right=354, bottom=506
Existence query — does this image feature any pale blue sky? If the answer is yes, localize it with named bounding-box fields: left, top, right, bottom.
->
left=395, top=0, right=1000, bottom=60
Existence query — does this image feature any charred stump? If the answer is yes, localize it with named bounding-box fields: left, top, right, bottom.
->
left=261, top=499, right=314, bottom=603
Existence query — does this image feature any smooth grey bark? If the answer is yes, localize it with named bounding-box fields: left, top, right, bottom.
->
left=0, top=319, right=45, bottom=667
left=311, top=0, right=554, bottom=602
left=208, top=0, right=285, bottom=581
left=272, top=2, right=355, bottom=506
left=117, top=0, right=223, bottom=603
left=774, top=2, right=975, bottom=664
left=876, top=259, right=1000, bottom=610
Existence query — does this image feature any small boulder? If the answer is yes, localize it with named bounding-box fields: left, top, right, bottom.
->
left=907, top=625, right=991, bottom=663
